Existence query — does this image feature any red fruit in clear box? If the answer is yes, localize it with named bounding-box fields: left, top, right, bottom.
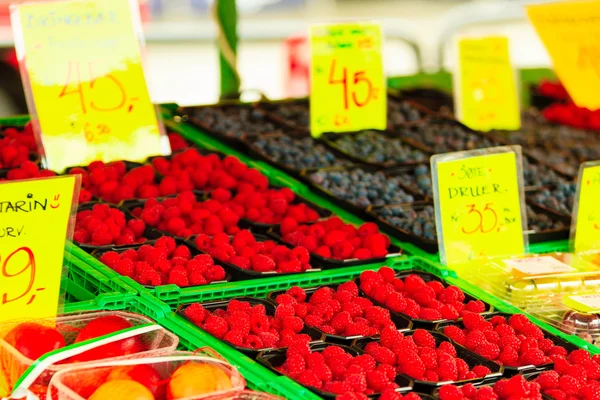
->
left=3, top=322, right=65, bottom=359
left=167, top=363, right=233, bottom=399
left=69, top=316, right=144, bottom=362
left=89, top=380, right=154, bottom=400
left=107, top=365, right=162, bottom=397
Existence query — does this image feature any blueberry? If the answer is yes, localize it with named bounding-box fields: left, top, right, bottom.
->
left=194, top=106, right=280, bottom=138
left=529, top=183, right=576, bottom=216
left=387, top=98, right=426, bottom=127
left=396, top=166, right=433, bottom=198
left=526, top=205, right=567, bottom=232
left=375, top=205, right=438, bottom=240
left=399, top=120, right=497, bottom=153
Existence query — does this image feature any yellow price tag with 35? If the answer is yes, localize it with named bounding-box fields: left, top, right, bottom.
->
left=432, top=147, right=527, bottom=265
left=571, top=161, right=600, bottom=253
left=0, top=175, right=79, bottom=324
left=11, top=0, right=170, bottom=172
left=455, top=36, right=521, bottom=131
left=309, top=22, right=386, bottom=137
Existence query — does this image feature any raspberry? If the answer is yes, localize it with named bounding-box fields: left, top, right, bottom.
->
left=378, top=267, right=396, bottom=283
left=403, top=358, right=426, bottom=380
left=584, top=360, right=600, bottom=380
left=465, top=330, right=486, bottom=351
left=296, top=370, right=322, bottom=389
left=464, top=300, right=486, bottom=313
left=520, top=348, right=549, bottom=366
left=438, top=385, right=463, bottom=400
left=559, top=375, right=580, bottom=395
left=419, top=308, right=442, bottom=321
left=412, top=329, right=436, bottom=348
left=183, top=303, right=206, bottom=324
left=345, top=323, right=370, bottom=337
left=419, top=347, right=438, bottom=369
left=167, top=267, right=190, bottom=287
left=370, top=347, right=396, bottom=365
left=338, top=281, right=359, bottom=296
left=444, top=325, right=467, bottom=346
left=536, top=370, right=559, bottom=390
left=282, top=316, right=304, bottom=333
left=287, top=286, right=307, bottom=303
left=310, top=287, right=335, bottom=304
left=251, top=254, right=276, bottom=272
left=322, top=381, right=351, bottom=395
left=471, top=365, right=491, bottom=378
left=380, top=327, right=404, bottom=349
left=462, top=312, right=487, bottom=331
left=223, top=330, right=245, bottom=346
left=284, top=353, right=306, bottom=378
left=437, top=359, right=458, bottom=382
left=351, top=354, right=376, bottom=372
left=366, top=370, right=390, bottom=392
left=204, top=315, right=228, bottom=339
left=508, top=314, right=530, bottom=332
left=345, top=373, right=367, bottom=393
left=476, top=342, right=500, bottom=360
left=438, top=341, right=457, bottom=357
left=331, top=312, right=352, bottom=333
left=313, top=362, right=333, bottom=383
left=568, top=349, right=591, bottom=365
left=498, top=346, right=519, bottom=366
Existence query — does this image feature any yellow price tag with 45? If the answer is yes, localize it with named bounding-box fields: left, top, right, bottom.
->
left=309, top=22, right=386, bottom=137
left=432, top=147, right=528, bottom=265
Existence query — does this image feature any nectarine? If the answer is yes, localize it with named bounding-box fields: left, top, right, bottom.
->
left=3, top=322, right=65, bottom=360
left=107, top=365, right=162, bottom=397
left=89, top=380, right=154, bottom=400
left=167, top=363, right=232, bottom=399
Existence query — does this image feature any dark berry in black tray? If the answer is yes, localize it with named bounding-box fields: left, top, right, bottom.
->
left=396, top=165, right=433, bottom=198
left=309, top=168, right=416, bottom=208
left=193, top=106, right=282, bottom=138
left=523, top=157, right=567, bottom=188
left=388, top=98, right=426, bottom=126
left=528, top=148, right=579, bottom=177
left=529, top=182, right=576, bottom=216
left=526, top=205, right=567, bottom=232
left=330, top=130, right=427, bottom=165
left=269, top=102, right=309, bottom=128
left=377, top=204, right=437, bottom=240
left=252, top=135, right=350, bottom=170
left=399, top=120, right=497, bottom=153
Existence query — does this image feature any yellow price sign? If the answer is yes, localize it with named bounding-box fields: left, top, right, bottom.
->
left=11, top=0, right=169, bottom=172
left=571, top=161, right=600, bottom=253
left=309, top=22, right=386, bottom=138
left=527, top=0, right=600, bottom=110
left=0, top=175, right=79, bottom=324
left=455, top=36, right=521, bottom=131
left=432, top=147, right=527, bottom=265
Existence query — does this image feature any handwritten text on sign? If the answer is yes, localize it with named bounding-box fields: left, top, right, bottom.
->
left=527, top=1, right=600, bottom=110
left=11, top=0, right=169, bottom=172
left=0, top=176, right=78, bottom=324
left=432, top=148, right=526, bottom=265
left=572, top=162, right=600, bottom=253
left=309, top=22, right=386, bottom=137
left=455, top=36, right=521, bottom=131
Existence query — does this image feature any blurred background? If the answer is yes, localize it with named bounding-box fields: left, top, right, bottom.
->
left=0, top=0, right=555, bottom=115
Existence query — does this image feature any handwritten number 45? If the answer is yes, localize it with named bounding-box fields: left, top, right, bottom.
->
left=462, top=203, right=499, bottom=234
left=328, top=59, right=376, bottom=110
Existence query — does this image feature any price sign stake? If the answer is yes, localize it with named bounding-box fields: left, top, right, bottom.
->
left=571, top=161, right=600, bottom=253
left=455, top=36, right=521, bottom=131
left=432, top=146, right=528, bottom=265
left=309, top=22, right=386, bottom=137
left=11, top=0, right=170, bottom=172
left=0, top=175, right=79, bottom=324
left=527, top=1, right=600, bottom=109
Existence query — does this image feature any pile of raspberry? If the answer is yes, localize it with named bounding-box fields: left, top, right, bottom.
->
left=132, top=191, right=240, bottom=237
left=151, top=149, right=269, bottom=193
left=0, top=125, right=36, bottom=169
left=438, top=375, right=542, bottom=400
left=359, top=268, right=486, bottom=321
left=273, top=284, right=399, bottom=338
left=74, top=204, right=147, bottom=246
left=443, top=313, right=565, bottom=367
left=183, top=299, right=312, bottom=350
left=281, top=219, right=391, bottom=260
left=532, top=349, right=600, bottom=399
left=1, top=123, right=38, bottom=152
left=364, top=328, right=492, bottom=382
left=220, top=187, right=322, bottom=225
left=69, top=161, right=167, bottom=204
left=99, top=236, right=226, bottom=286
left=1, top=161, right=55, bottom=181
left=194, top=230, right=314, bottom=274
left=276, top=341, right=403, bottom=397
left=168, top=132, right=190, bottom=152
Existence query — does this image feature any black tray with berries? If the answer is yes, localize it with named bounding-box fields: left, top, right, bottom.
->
left=93, top=237, right=231, bottom=288
left=434, top=312, right=579, bottom=376
left=356, top=270, right=494, bottom=329
left=256, top=98, right=310, bottom=133
left=267, top=224, right=403, bottom=269
left=257, top=342, right=414, bottom=399
left=178, top=297, right=324, bottom=359
left=353, top=330, right=503, bottom=393
left=525, top=202, right=570, bottom=244
left=187, top=233, right=323, bottom=280
left=266, top=284, right=413, bottom=345
left=74, top=202, right=162, bottom=253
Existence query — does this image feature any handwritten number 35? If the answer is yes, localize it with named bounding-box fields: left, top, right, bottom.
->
left=1, top=247, right=36, bottom=306
left=462, top=203, right=498, bottom=234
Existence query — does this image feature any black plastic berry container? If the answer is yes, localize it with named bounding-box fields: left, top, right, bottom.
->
left=257, top=342, right=414, bottom=399
left=302, top=164, right=426, bottom=221
left=366, top=202, right=438, bottom=254
left=186, top=233, right=323, bottom=281
left=256, top=98, right=310, bottom=133
left=178, top=297, right=324, bottom=359
left=92, top=237, right=231, bottom=288
left=434, top=312, right=579, bottom=376
left=353, top=330, right=503, bottom=393
left=75, top=202, right=162, bottom=253
left=526, top=186, right=574, bottom=220
left=356, top=271, right=494, bottom=329
left=267, top=224, right=403, bottom=269
left=266, top=285, right=413, bottom=345
left=244, top=132, right=354, bottom=184
left=320, top=130, right=431, bottom=169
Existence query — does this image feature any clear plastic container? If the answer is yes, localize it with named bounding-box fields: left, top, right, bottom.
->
left=451, top=252, right=600, bottom=309
left=48, top=351, right=246, bottom=400
left=528, top=291, right=600, bottom=345
left=201, top=390, right=284, bottom=400
left=0, top=311, right=179, bottom=398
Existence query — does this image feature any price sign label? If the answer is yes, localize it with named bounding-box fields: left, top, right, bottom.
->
left=432, top=146, right=528, bottom=265
left=11, top=0, right=170, bottom=172
left=0, top=175, right=78, bottom=324
left=455, top=36, right=521, bottom=131
left=527, top=1, right=600, bottom=110
left=309, top=22, right=386, bottom=138
left=571, top=161, right=600, bottom=253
